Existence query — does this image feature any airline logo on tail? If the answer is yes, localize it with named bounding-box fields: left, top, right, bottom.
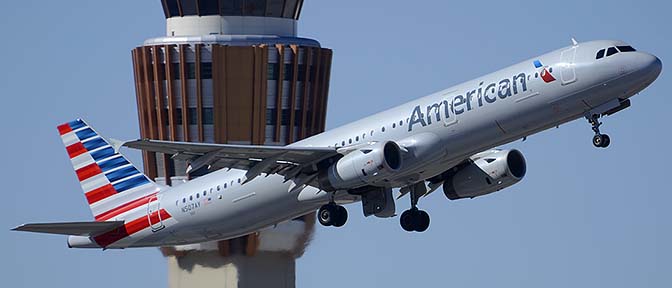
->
left=533, top=60, right=556, bottom=83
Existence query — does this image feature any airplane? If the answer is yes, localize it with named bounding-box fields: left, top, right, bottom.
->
left=12, top=39, right=661, bottom=249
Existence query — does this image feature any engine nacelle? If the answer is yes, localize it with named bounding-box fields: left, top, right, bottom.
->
left=319, top=141, right=402, bottom=191
left=443, top=149, right=526, bottom=200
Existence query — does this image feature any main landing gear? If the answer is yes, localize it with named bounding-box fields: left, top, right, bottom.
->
left=400, top=183, right=430, bottom=232
left=318, top=203, right=348, bottom=227
left=587, top=114, right=611, bottom=148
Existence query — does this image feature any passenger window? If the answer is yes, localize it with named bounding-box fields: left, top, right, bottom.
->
left=183, top=198, right=186, bottom=203
left=617, top=45, right=636, bottom=52
left=382, top=126, right=385, bottom=132
left=224, top=183, right=227, bottom=188
left=355, top=136, right=359, bottom=141
left=596, top=49, right=605, bottom=59
left=399, top=120, right=403, bottom=126
left=342, top=141, right=345, bottom=146
left=392, top=123, right=396, bottom=128
left=196, top=193, right=199, bottom=199
left=606, top=47, right=618, bottom=57
left=190, top=196, right=193, bottom=201
left=217, top=185, right=220, bottom=191
left=349, top=139, right=352, bottom=144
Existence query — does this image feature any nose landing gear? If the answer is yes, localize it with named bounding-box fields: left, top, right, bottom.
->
left=587, top=114, right=611, bottom=148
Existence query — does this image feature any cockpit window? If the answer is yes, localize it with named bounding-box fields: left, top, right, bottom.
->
left=596, top=49, right=605, bottom=59
left=606, top=47, right=619, bottom=57
left=617, top=45, right=636, bottom=52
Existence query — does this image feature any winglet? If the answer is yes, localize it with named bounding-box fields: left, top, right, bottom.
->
left=108, top=138, right=127, bottom=154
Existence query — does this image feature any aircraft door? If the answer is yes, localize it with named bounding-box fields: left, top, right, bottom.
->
left=560, top=47, right=577, bottom=85
left=147, top=195, right=165, bottom=232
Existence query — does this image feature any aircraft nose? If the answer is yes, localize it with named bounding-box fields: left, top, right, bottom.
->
left=638, top=53, right=662, bottom=81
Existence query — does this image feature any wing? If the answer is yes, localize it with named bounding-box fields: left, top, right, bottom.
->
left=123, top=139, right=339, bottom=180
left=12, top=221, right=125, bottom=236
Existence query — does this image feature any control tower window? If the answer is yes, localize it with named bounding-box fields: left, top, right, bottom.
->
left=266, top=0, right=284, bottom=17
left=200, top=0, right=220, bottom=16
left=180, top=0, right=198, bottom=15
left=201, top=63, right=212, bottom=79
left=617, top=46, right=636, bottom=52
left=187, top=63, right=196, bottom=79
left=245, top=0, right=267, bottom=16
left=172, top=63, right=181, bottom=80
left=283, top=64, right=294, bottom=81
left=606, top=47, right=619, bottom=57
left=267, top=63, right=279, bottom=80
left=283, top=0, right=299, bottom=18
left=596, top=49, right=605, bottom=59
left=203, top=108, right=214, bottom=125
left=222, top=0, right=244, bottom=16
left=164, top=0, right=180, bottom=17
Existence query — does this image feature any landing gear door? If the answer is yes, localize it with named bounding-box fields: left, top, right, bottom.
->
left=560, top=47, right=577, bottom=85
left=147, top=195, right=165, bottom=232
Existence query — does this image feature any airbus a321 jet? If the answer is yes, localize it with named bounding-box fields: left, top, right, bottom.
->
left=13, top=39, right=661, bottom=249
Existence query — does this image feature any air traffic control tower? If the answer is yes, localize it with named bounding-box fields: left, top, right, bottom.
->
left=130, top=1, right=332, bottom=287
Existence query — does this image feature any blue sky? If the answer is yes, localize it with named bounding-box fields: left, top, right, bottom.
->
left=2, top=0, right=670, bottom=287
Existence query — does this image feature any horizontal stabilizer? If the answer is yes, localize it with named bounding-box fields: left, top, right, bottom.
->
left=12, top=221, right=125, bottom=236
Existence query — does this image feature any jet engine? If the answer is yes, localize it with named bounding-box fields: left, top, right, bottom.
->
left=443, top=149, right=526, bottom=200
left=318, top=141, right=403, bottom=191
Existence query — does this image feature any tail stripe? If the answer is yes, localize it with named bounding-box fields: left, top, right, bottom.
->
left=67, top=120, right=86, bottom=131
left=85, top=184, right=117, bottom=204
left=76, top=163, right=103, bottom=182
left=82, top=138, right=107, bottom=151
left=61, top=132, right=79, bottom=146
left=66, top=143, right=87, bottom=159
left=75, top=128, right=97, bottom=141
left=81, top=174, right=108, bottom=192
left=57, top=123, right=73, bottom=135
left=93, top=208, right=171, bottom=247
left=113, top=175, right=150, bottom=193
left=98, top=156, right=127, bottom=171
left=106, top=166, right=138, bottom=183
left=91, top=147, right=115, bottom=161
left=94, top=192, right=158, bottom=221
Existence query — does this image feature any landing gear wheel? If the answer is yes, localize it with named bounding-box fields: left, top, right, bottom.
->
left=592, top=134, right=611, bottom=148
left=600, top=134, right=611, bottom=148
left=332, top=205, right=348, bottom=227
left=318, top=204, right=347, bottom=227
left=415, top=210, right=430, bottom=232
left=318, top=204, right=335, bottom=226
left=592, top=134, right=604, bottom=147
left=400, top=210, right=415, bottom=232
left=399, top=208, right=430, bottom=232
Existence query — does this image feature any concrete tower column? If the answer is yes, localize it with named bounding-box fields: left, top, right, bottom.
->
left=131, top=1, right=332, bottom=287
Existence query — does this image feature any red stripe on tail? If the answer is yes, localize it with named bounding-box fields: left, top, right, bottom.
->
left=76, top=163, right=102, bottom=182
left=85, top=184, right=117, bottom=204
left=57, top=124, right=73, bottom=135
left=66, top=142, right=87, bottom=159
left=93, top=209, right=171, bottom=247
left=94, top=192, right=158, bottom=221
